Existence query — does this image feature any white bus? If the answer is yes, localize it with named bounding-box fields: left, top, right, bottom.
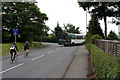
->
left=58, top=33, right=85, bottom=46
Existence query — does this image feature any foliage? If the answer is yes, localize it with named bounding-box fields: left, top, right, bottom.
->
left=108, top=31, right=118, bottom=40
left=78, top=2, right=119, bottom=39
left=88, top=15, right=104, bottom=38
left=90, top=34, right=103, bottom=43
left=50, top=22, right=82, bottom=43
left=53, top=22, right=63, bottom=40
left=41, top=34, right=58, bottom=43
left=86, top=43, right=120, bottom=79
left=85, top=32, right=93, bottom=44
left=2, top=2, right=48, bottom=43
left=85, top=33, right=102, bottom=44
left=63, top=23, right=81, bottom=34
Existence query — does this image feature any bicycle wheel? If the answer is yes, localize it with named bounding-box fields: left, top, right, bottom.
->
left=10, top=55, right=14, bottom=64
left=24, top=50, right=29, bottom=58
left=14, top=54, right=18, bottom=62
left=25, top=52, right=29, bottom=58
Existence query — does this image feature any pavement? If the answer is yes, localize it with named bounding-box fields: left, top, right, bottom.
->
left=64, top=45, right=89, bottom=78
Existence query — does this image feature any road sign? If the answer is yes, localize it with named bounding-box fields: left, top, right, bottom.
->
left=13, top=29, right=18, bottom=36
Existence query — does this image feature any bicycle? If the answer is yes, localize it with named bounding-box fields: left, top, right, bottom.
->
left=24, top=49, right=30, bottom=58
left=10, top=52, right=18, bottom=64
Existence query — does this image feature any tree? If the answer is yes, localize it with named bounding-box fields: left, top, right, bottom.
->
left=78, top=2, right=119, bottom=39
left=63, top=23, right=81, bottom=34
left=88, top=15, right=104, bottom=38
left=53, top=22, right=63, bottom=40
left=2, top=2, right=48, bottom=42
left=108, top=31, right=118, bottom=40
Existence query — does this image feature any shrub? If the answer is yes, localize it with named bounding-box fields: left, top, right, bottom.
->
left=118, top=38, right=120, bottom=41
left=90, top=34, right=103, bottom=43
left=108, top=31, right=118, bottom=40
left=41, top=35, right=58, bottom=43
left=85, top=33, right=102, bottom=44
left=85, top=32, right=93, bottom=44
left=86, top=43, right=120, bottom=79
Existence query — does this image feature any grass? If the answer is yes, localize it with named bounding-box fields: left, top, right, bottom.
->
left=30, top=42, right=44, bottom=50
left=1, top=42, right=44, bottom=56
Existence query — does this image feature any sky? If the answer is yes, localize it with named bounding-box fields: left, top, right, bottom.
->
left=36, top=0, right=118, bottom=35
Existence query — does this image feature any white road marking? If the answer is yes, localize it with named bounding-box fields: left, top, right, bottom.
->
left=32, top=48, right=61, bottom=61
left=0, top=63, right=24, bottom=74
left=48, top=51, right=54, bottom=54
left=56, top=48, right=61, bottom=51
left=62, top=47, right=67, bottom=48
left=32, top=55, right=44, bottom=61
left=40, top=55, right=44, bottom=57
left=32, top=56, right=39, bottom=61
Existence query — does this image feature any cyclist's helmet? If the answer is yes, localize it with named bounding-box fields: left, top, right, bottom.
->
left=26, top=41, right=28, bottom=43
left=13, top=42, right=16, bottom=45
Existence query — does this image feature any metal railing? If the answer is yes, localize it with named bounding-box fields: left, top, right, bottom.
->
left=94, top=39, right=120, bottom=58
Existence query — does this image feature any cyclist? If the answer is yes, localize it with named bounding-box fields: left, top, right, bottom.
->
left=10, top=42, right=19, bottom=62
left=24, top=41, right=30, bottom=56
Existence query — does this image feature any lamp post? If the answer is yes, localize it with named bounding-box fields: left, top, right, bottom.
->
left=86, top=10, right=87, bottom=33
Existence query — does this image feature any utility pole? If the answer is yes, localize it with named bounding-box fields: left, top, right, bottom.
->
left=86, top=10, right=87, bottom=33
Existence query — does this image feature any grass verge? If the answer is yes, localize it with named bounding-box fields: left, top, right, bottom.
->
left=1, top=42, right=44, bottom=56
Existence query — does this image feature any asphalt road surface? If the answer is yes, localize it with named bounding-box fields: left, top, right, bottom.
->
left=1, top=43, right=79, bottom=78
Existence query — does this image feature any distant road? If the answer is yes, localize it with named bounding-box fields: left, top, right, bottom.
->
left=2, top=42, right=79, bottom=78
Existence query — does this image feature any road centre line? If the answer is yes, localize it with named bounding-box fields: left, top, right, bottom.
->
left=48, top=48, right=61, bottom=54
left=0, top=63, right=24, bottom=74
left=32, top=55, right=44, bottom=61
left=56, top=48, right=61, bottom=51
left=32, top=48, right=61, bottom=61
left=48, top=50, right=54, bottom=54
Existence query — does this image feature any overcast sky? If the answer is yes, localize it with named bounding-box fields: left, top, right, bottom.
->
left=36, top=0, right=118, bottom=35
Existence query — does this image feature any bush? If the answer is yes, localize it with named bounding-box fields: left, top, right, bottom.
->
left=90, top=34, right=102, bottom=43
left=85, top=32, right=93, bottom=44
left=41, top=35, right=58, bottom=43
left=86, top=43, right=120, bottom=79
left=108, top=31, right=118, bottom=40
left=85, top=33, right=102, bottom=44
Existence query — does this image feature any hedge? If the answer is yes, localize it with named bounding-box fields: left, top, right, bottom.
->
left=86, top=43, right=120, bottom=79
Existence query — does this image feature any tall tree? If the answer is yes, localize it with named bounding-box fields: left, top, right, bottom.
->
left=53, top=22, right=63, bottom=39
left=88, top=15, right=104, bottom=38
left=78, top=2, right=119, bottom=39
left=63, top=23, right=81, bottom=34
left=2, top=2, right=48, bottom=42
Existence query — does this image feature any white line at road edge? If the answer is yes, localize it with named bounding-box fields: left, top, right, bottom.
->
left=32, top=55, right=44, bottom=61
left=0, top=63, right=24, bottom=74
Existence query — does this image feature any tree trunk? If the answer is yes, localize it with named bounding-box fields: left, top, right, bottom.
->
left=104, top=16, right=107, bottom=40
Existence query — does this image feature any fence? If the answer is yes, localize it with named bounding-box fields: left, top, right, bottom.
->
left=94, top=39, right=120, bottom=58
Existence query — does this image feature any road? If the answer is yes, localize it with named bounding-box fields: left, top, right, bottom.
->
left=1, top=43, right=79, bottom=78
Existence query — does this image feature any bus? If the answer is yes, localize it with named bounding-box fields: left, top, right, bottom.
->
left=58, top=33, right=85, bottom=46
